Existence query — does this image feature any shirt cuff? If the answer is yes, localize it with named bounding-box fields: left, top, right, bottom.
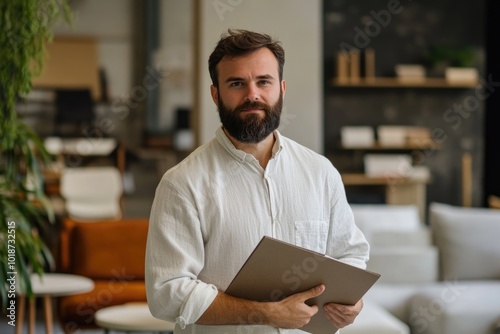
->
left=177, top=281, right=219, bottom=328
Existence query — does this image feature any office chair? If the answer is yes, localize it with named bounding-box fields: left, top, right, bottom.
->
left=54, top=88, right=95, bottom=137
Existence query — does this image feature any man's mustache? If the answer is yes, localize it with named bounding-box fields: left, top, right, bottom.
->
left=236, top=101, right=271, bottom=113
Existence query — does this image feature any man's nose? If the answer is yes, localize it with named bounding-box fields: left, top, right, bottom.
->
left=244, top=83, right=260, bottom=101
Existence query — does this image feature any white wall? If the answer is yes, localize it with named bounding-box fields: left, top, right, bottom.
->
left=198, top=0, right=323, bottom=153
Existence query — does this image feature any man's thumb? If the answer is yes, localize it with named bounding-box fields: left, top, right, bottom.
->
left=304, top=284, right=325, bottom=299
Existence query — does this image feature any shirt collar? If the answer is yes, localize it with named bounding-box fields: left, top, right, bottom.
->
left=271, top=130, right=284, bottom=157
left=215, top=126, right=284, bottom=162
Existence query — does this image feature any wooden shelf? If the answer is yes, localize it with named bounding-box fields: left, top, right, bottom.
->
left=337, top=141, right=441, bottom=151
left=341, top=173, right=430, bottom=186
left=331, top=77, right=479, bottom=88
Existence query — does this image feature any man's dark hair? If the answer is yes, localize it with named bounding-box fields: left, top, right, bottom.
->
left=208, top=29, right=285, bottom=87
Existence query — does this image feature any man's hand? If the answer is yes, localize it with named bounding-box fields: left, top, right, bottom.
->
left=266, top=284, right=326, bottom=329
left=323, top=298, right=363, bottom=329
left=196, top=285, right=326, bottom=328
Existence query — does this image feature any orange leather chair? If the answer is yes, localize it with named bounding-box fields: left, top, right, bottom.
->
left=57, top=218, right=149, bottom=333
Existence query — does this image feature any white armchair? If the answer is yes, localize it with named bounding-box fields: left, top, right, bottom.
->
left=60, top=166, right=123, bottom=221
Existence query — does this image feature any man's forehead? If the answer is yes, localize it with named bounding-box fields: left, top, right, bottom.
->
left=217, top=49, right=279, bottom=77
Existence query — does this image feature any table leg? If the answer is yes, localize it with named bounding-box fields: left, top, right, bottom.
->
left=15, top=296, right=25, bottom=334
left=29, top=297, right=36, bottom=334
left=43, top=295, right=54, bottom=334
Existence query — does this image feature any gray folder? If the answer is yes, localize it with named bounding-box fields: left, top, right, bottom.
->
left=225, top=236, right=381, bottom=334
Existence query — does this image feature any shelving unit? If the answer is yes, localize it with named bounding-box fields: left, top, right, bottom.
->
left=323, top=0, right=485, bottom=209
left=326, top=73, right=481, bottom=212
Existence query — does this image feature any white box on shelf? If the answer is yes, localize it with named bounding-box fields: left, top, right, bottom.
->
left=378, top=126, right=431, bottom=147
left=395, top=64, right=426, bottom=82
left=377, top=126, right=409, bottom=147
left=445, top=67, right=478, bottom=83
left=341, top=126, right=375, bottom=148
left=364, top=154, right=413, bottom=177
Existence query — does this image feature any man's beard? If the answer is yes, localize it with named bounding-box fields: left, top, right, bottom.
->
left=217, top=91, right=283, bottom=143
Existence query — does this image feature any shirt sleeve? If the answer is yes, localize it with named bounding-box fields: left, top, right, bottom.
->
left=145, top=177, right=219, bottom=327
left=326, top=166, right=370, bottom=269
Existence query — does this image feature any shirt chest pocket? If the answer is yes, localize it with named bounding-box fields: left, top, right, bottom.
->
left=294, top=221, right=328, bottom=254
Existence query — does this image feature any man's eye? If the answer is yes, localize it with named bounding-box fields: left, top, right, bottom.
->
left=259, top=80, right=271, bottom=85
left=230, top=82, right=243, bottom=87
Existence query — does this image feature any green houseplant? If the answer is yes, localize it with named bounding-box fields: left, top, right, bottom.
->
left=425, top=45, right=478, bottom=79
left=0, top=0, right=71, bottom=308
left=427, top=45, right=476, bottom=68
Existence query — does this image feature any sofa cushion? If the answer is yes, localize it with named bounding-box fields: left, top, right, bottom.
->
left=365, top=283, right=424, bottom=322
left=430, top=202, right=500, bottom=280
left=351, top=204, right=421, bottom=243
left=367, top=246, right=438, bottom=284
left=370, top=229, right=432, bottom=248
left=408, top=281, right=500, bottom=334
left=68, top=219, right=148, bottom=280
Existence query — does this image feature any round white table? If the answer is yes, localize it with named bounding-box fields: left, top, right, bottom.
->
left=16, top=273, right=94, bottom=334
left=95, top=303, right=175, bottom=333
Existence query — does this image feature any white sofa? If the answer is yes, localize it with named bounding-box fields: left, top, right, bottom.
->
left=345, top=203, right=500, bottom=334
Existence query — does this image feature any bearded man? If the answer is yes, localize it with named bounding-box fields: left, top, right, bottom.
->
left=146, top=29, right=369, bottom=334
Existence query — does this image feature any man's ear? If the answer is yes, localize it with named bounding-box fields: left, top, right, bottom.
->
left=281, top=80, right=286, bottom=97
left=210, top=85, right=219, bottom=105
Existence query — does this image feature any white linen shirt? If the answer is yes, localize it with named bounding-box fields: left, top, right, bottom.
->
left=146, top=127, right=369, bottom=334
